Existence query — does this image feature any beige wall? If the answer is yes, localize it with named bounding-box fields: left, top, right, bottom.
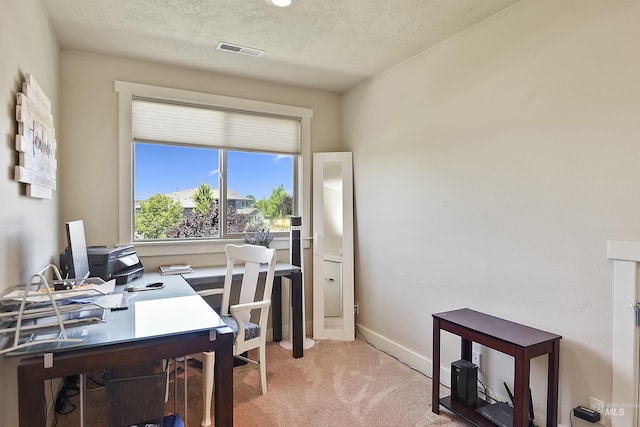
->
left=5, top=0, right=640, bottom=425
left=59, top=51, right=341, bottom=264
left=0, top=0, right=60, bottom=424
left=58, top=51, right=342, bottom=351
left=1, top=13, right=341, bottom=424
left=343, top=0, right=640, bottom=425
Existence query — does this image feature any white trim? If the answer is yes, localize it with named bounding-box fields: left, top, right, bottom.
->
left=357, top=324, right=433, bottom=379
left=607, top=240, right=640, bottom=427
left=115, top=81, right=313, bottom=254
left=117, top=90, right=134, bottom=246
left=608, top=240, right=640, bottom=263
left=115, top=81, right=313, bottom=119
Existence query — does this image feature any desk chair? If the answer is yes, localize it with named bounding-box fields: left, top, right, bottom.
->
left=200, top=244, right=276, bottom=422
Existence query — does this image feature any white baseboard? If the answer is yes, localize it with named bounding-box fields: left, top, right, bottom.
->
left=356, top=323, right=435, bottom=380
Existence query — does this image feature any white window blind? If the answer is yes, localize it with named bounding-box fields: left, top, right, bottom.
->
left=132, top=99, right=301, bottom=154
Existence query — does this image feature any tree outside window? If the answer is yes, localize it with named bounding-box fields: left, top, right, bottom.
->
left=134, top=144, right=294, bottom=240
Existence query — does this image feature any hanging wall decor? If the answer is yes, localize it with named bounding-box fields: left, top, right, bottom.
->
left=14, top=73, right=57, bottom=199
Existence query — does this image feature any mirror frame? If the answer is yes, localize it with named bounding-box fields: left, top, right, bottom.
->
left=312, top=152, right=354, bottom=341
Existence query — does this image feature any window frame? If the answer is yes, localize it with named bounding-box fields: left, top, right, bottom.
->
left=115, top=81, right=312, bottom=256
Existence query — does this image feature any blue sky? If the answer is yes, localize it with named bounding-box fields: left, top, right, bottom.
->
left=134, top=143, right=293, bottom=201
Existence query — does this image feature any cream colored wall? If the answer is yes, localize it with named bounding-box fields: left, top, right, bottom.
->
left=59, top=50, right=341, bottom=260
left=0, top=0, right=60, bottom=424
left=59, top=51, right=341, bottom=343
left=7, top=0, right=638, bottom=425
left=342, top=0, right=640, bottom=425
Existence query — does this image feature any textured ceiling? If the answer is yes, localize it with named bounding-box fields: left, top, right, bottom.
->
left=43, top=0, right=522, bottom=93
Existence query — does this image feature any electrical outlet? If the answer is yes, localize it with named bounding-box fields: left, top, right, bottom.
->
left=355, top=302, right=360, bottom=315
left=472, top=350, right=482, bottom=370
left=589, top=396, right=605, bottom=425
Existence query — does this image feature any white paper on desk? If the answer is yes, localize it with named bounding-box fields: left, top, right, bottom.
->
left=134, top=295, right=221, bottom=338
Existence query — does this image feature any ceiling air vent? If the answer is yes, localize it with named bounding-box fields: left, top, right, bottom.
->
left=216, top=42, right=264, bottom=57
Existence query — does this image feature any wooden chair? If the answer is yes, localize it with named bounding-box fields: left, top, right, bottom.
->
left=200, top=244, right=276, bottom=424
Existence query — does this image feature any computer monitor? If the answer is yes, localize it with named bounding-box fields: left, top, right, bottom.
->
left=64, top=220, right=90, bottom=279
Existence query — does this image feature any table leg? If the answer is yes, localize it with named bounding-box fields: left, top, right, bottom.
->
left=432, top=317, right=441, bottom=414
left=214, top=330, right=234, bottom=427
left=290, top=270, right=303, bottom=358
left=514, top=349, right=531, bottom=427
left=18, top=364, right=44, bottom=427
left=546, top=340, right=560, bottom=426
left=272, top=277, right=282, bottom=342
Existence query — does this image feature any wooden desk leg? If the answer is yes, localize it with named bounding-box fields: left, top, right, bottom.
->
left=432, top=317, right=441, bottom=414
left=214, top=330, right=234, bottom=427
left=272, top=277, right=282, bottom=342
left=18, top=364, right=44, bottom=427
left=514, top=349, right=531, bottom=427
left=546, top=339, right=560, bottom=427
left=291, top=270, right=303, bottom=358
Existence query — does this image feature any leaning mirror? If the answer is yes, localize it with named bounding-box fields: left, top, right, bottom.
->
left=313, top=152, right=354, bottom=341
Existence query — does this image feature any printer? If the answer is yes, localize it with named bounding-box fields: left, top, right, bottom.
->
left=60, top=245, right=144, bottom=285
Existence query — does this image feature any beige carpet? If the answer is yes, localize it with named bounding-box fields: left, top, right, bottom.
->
left=53, top=337, right=470, bottom=426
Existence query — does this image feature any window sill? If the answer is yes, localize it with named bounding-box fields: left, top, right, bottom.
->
left=125, top=237, right=294, bottom=257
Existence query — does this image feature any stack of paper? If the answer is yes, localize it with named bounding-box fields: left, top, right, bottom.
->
left=159, top=264, right=194, bottom=275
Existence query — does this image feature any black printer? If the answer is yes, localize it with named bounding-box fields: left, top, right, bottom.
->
left=60, top=245, right=144, bottom=285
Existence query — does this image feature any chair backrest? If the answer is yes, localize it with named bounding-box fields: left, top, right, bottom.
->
left=220, top=244, right=276, bottom=322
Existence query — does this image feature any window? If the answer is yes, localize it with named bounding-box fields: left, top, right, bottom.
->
left=116, top=82, right=313, bottom=255
left=133, top=143, right=294, bottom=240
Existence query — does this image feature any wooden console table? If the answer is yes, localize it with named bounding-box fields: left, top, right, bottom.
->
left=432, top=308, right=561, bottom=427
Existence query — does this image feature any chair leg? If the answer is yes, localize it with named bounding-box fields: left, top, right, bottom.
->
left=79, top=373, right=86, bottom=427
left=259, top=345, right=267, bottom=395
left=183, top=356, right=188, bottom=427
left=201, top=351, right=215, bottom=427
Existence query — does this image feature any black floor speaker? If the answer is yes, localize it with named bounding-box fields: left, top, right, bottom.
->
left=451, top=359, right=478, bottom=406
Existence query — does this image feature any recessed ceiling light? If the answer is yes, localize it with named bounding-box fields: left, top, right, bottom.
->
left=266, top=0, right=292, bottom=7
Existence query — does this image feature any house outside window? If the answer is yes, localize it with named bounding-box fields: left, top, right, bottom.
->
left=133, top=143, right=295, bottom=240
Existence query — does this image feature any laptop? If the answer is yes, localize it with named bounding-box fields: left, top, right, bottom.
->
left=476, top=401, right=513, bottom=427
